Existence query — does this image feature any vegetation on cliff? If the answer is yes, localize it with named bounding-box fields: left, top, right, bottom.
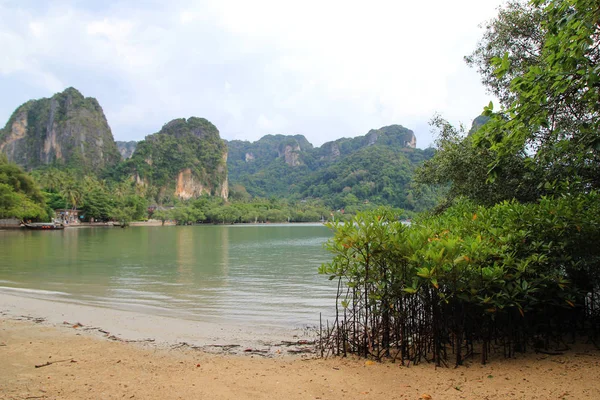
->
left=120, top=117, right=228, bottom=203
left=227, top=125, right=436, bottom=213
left=0, top=155, right=48, bottom=220
left=0, top=88, right=121, bottom=173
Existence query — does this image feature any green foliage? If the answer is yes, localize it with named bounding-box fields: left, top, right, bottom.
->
left=416, top=115, right=539, bottom=206
left=227, top=126, right=439, bottom=211
left=123, top=117, right=227, bottom=202
left=0, top=156, right=47, bottom=220
left=302, top=145, right=431, bottom=211
left=157, top=195, right=332, bottom=225
left=321, top=196, right=600, bottom=363
left=465, top=0, right=546, bottom=106
left=473, top=0, right=600, bottom=195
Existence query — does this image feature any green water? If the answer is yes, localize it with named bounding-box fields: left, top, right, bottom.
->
left=0, top=224, right=336, bottom=328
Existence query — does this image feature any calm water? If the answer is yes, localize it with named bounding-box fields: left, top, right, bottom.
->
left=0, top=224, right=336, bottom=328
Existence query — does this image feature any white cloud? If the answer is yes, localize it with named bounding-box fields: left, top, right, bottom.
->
left=0, top=0, right=504, bottom=148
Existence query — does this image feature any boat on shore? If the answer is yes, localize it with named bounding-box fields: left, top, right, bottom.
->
left=24, top=222, right=65, bottom=230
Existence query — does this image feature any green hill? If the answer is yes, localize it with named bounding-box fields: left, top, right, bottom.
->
left=226, top=125, right=438, bottom=212
left=120, top=117, right=228, bottom=203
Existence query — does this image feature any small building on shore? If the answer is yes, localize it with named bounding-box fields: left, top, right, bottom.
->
left=54, top=209, right=81, bottom=225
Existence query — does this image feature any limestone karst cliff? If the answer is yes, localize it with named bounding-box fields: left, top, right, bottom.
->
left=125, top=117, right=228, bottom=201
left=116, top=140, right=137, bottom=159
left=225, top=124, right=424, bottom=203
left=0, top=87, right=121, bottom=171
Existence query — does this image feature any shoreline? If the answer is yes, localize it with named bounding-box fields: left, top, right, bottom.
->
left=0, top=293, right=316, bottom=357
left=2, top=319, right=600, bottom=399
left=1, top=220, right=329, bottom=230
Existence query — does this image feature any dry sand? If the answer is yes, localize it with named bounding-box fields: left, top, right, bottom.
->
left=2, top=317, right=600, bottom=400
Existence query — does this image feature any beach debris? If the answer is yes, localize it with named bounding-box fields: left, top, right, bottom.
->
left=107, top=335, right=154, bottom=343
left=16, top=315, right=45, bottom=323
left=62, top=320, right=83, bottom=328
left=535, top=349, right=564, bottom=355
left=364, top=360, right=376, bottom=366
left=81, top=326, right=110, bottom=335
left=287, top=348, right=314, bottom=354
left=278, top=340, right=315, bottom=346
left=205, top=344, right=240, bottom=351
left=420, top=394, right=432, bottom=400
left=34, top=358, right=76, bottom=368
left=243, top=348, right=268, bottom=353
left=171, top=342, right=203, bottom=350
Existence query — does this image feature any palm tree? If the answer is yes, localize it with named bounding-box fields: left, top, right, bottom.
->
left=60, top=180, right=83, bottom=210
left=41, top=168, right=63, bottom=193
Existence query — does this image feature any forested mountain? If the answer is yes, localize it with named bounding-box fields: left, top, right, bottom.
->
left=226, top=125, right=438, bottom=211
left=0, top=88, right=121, bottom=172
left=118, top=117, right=228, bottom=203
left=0, top=88, right=440, bottom=215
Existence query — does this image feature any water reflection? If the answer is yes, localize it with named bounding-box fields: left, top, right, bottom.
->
left=0, top=225, right=336, bottom=328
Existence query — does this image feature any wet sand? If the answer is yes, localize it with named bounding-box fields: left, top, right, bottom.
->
left=0, top=293, right=312, bottom=356
left=2, top=295, right=600, bottom=399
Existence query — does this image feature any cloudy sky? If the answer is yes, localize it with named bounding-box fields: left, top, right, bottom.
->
left=0, top=0, right=504, bottom=149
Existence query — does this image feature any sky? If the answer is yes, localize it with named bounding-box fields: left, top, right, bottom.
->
left=0, top=0, right=504, bottom=149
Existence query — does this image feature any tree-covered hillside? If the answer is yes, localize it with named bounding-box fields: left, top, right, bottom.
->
left=227, top=125, right=438, bottom=212
left=119, top=117, right=228, bottom=203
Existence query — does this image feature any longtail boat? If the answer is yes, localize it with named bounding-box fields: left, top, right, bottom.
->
left=24, top=222, right=65, bottom=230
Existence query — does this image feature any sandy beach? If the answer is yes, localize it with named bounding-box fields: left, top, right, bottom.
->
left=2, top=295, right=600, bottom=400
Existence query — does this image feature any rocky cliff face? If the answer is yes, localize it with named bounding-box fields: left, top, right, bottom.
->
left=365, top=125, right=417, bottom=148
left=278, top=143, right=302, bottom=167
left=116, top=140, right=137, bottom=159
left=0, top=87, right=121, bottom=171
left=224, top=123, right=433, bottom=207
left=226, top=134, right=312, bottom=167
left=468, top=115, right=491, bottom=135
left=128, top=117, right=228, bottom=201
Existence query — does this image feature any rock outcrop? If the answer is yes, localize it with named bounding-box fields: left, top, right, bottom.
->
left=468, top=115, right=491, bottom=135
left=0, top=87, right=121, bottom=171
left=278, top=143, right=301, bottom=167
left=365, top=125, right=416, bottom=149
left=227, top=134, right=312, bottom=167
left=127, top=117, right=228, bottom=201
left=116, top=140, right=137, bottom=159
left=226, top=124, right=420, bottom=200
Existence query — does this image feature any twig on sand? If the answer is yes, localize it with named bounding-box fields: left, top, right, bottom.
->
left=287, top=348, right=315, bottom=354
left=205, top=344, right=241, bottom=350
left=34, top=359, right=75, bottom=368
left=107, top=335, right=154, bottom=343
left=277, top=340, right=315, bottom=347
left=535, top=349, right=564, bottom=356
left=16, top=315, right=45, bottom=323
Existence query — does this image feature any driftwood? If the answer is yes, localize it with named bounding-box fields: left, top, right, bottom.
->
left=35, top=358, right=75, bottom=368
left=107, top=335, right=154, bottom=343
